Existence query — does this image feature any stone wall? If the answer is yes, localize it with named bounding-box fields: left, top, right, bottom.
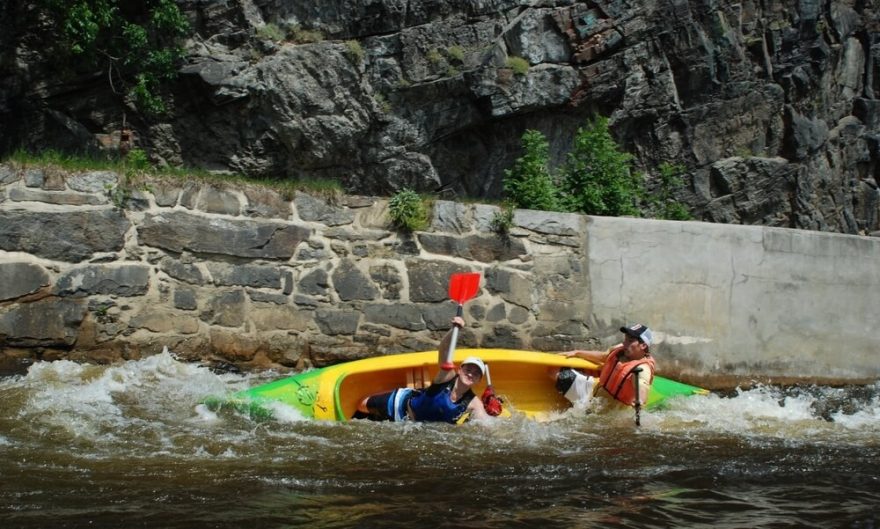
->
left=0, top=162, right=589, bottom=375
left=3, top=162, right=879, bottom=388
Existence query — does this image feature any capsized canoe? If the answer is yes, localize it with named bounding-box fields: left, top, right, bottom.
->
left=205, top=348, right=708, bottom=421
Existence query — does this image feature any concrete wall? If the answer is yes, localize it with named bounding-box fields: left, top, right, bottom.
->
left=1, top=162, right=878, bottom=387
left=586, top=217, right=880, bottom=386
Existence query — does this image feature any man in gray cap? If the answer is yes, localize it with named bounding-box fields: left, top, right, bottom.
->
left=550, top=323, right=656, bottom=408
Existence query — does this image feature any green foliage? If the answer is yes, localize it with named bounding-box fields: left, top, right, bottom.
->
left=345, top=40, right=365, bottom=63
left=447, top=45, right=465, bottom=62
left=505, top=56, right=529, bottom=76
left=503, top=130, right=560, bottom=211
left=373, top=93, right=392, bottom=113
left=558, top=116, right=642, bottom=216
left=39, top=0, right=190, bottom=115
left=257, top=23, right=285, bottom=42
left=426, top=49, right=444, bottom=65
left=287, top=25, right=324, bottom=43
left=388, top=189, right=429, bottom=232
left=490, top=202, right=516, bottom=235
left=650, top=163, right=693, bottom=220
left=124, top=148, right=151, bottom=171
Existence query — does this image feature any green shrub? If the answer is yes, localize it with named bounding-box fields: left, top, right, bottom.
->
left=388, top=189, right=429, bottom=232
left=503, top=130, right=561, bottom=211
left=287, top=25, right=324, bottom=43
left=558, top=116, right=641, bottom=216
left=490, top=202, right=516, bottom=235
left=505, top=56, right=529, bottom=76
left=124, top=148, right=151, bottom=171
left=447, top=45, right=465, bottom=63
left=651, top=162, right=693, bottom=220
left=257, top=23, right=285, bottom=42
left=426, top=49, right=444, bottom=65
left=345, top=40, right=365, bottom=63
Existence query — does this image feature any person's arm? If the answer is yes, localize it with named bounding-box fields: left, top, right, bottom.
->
left=434, top=316, right=464, bottom=384
left=560, top=348, right=608, bottom=364
left=465, top=393, right=491, bottom=421
left=636, top=366, right=653, bottom=405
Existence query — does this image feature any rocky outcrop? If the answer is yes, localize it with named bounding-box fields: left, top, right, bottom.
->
left=1, top=1, right=878, bottom=235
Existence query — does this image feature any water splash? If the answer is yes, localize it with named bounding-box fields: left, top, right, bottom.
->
left=2, top=351, right=878, bottom=454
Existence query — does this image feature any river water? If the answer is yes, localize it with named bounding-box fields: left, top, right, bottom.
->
left=1, top=350, right=878, bottom=529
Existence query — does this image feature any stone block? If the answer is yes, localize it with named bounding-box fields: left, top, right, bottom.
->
left=485, top=268, right=533, bottom=308
left=363, top=303, right=426, bottom=331
left=206, top=261, right=283, bottom=288
left=243, top=186, right=291, bottom=218
left=160, top=258, right=206, bottom=285
left=0, top=163, right=20, bottom=185
left=295, top=192, right=354, bottom=226
left=315, top=309, right=361, bottom=335
left=0, top=262, right=50, bottom=301
left=0, top=298, right=87, bottom=347
left=173, top=289, right=198, bottom=310
left=55, top=265, right=151, bottom=297
left=418, top=233, right=526, bottom=262
left=406, top=260, right=471, bottom=302
left=197, top=187, right=242, bottom=215
left=332, top=259, right=379, bottom=301
left=8, top=187, right=108, bottom=206
left=138, top=211, right=311, bottom=259
left=67, top=171, right=119, bottom=193
left=0, top=209, right=130, bottom=262
left=201, top=290, right=246, bottom=327
left=298, top=267, right=329, bottom=296
left=130, top=310, right=199, bottom=334
left=250, top=304, right=310, bottom=332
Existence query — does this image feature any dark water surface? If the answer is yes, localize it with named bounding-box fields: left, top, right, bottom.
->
left=1, top=351, right=878, bottom=529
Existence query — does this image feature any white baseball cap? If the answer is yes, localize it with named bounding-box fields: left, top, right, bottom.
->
left=460, top=356, right=486, bottom=376
left=620, top=323, right=653, bottom=347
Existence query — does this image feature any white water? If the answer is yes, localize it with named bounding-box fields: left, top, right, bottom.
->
left=2, top=350, right=879, bottom=529
left=2, top=349, right=878, bottom=449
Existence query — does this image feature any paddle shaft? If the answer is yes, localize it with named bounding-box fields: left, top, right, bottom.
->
left=632, top=367, right=643, bottom=426
left=440, top=304, right=464, bottom=370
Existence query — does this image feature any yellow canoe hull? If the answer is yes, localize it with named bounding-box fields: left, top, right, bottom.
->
left=215, top=349, right=708, bottom=421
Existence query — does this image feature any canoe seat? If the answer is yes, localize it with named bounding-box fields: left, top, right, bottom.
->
left=406, top=365, right=432, bottom=389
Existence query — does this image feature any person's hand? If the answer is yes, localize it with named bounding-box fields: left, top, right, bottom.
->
left=451, top=316, right=465, bottom=328
left=481, top=386, right=503, bottom=416
left=560, top=350, right=578, bottom=358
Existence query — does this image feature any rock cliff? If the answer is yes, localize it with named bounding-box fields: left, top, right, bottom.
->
left=1, top=1, right=878, bottom=233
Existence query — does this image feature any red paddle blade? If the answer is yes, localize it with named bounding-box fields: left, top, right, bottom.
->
left=448, top=272, right=481, bottom=304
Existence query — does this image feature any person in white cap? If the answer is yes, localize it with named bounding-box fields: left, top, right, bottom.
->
left=354, top=316, right=496, bottom=423
left=550, top=323, right=656, bottom=408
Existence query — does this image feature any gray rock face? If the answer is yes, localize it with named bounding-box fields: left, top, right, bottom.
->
left=2, top=3, right=879, bottom=231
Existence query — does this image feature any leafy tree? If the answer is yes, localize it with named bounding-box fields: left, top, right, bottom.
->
left=558, top=116, right=642, bottom=216
left=503, top=130, right=560, bottom=211
left=39, top=0, right=190, bottom=115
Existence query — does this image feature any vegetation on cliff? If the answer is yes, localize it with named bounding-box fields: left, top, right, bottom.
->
left=503, top=117, right=691, bottom=220
left=37, top=0, right=190, bottom=114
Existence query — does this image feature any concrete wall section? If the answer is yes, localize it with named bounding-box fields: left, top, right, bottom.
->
left=587, top=216, right=880, bottom=385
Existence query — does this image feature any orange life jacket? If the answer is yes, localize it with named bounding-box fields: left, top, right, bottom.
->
left=595, top=345, right=656, bottom=406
